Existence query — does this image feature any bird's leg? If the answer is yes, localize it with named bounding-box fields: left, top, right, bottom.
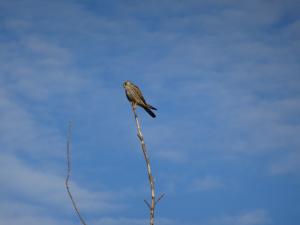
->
left=131, top=102, right=137, bottom=110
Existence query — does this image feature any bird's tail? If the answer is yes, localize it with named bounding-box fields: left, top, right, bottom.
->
left=147, top=104, right=157, bottom=110
left=143, top=106, right=156, bottom=118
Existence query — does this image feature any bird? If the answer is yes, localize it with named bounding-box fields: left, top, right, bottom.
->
left=123, top=80, right=157, bottom=118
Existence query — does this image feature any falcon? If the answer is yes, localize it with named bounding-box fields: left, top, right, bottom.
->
left=123, top=81, right=157, bottom=118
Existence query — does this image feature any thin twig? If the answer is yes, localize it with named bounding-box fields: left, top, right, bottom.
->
left=131, top=104, right=161, bottom=225
left=144, top=199, right=151, bottom=209
left=155, top=193, right=165, bottom=205
left=65, top=122, right=88, bottom=225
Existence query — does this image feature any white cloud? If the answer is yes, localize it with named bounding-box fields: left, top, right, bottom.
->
left=208, top=209, right=271, bottom=225
left=0, top=0, right=299, bottom=224
left=24, top=36, right=72, bottom=66
left=269, top=151, right=300, bottom=175
left=0, top=200, right=178, bottom=225
left=0, top=37, right=88, bottom=102
left=0, top=200, right=73, bottom=225
left=191, top=175, right=223, bottom=191
left=0, top=154, right=124, bottom=214
left=0, top=214, right=72, bottom=225
left=92, top=217, right=179, bottom=225
left=92, top=217, right=147, bottom=225
left=155, top=148, right=188, bottom=163
left=0, top=89, right=65, bottom=158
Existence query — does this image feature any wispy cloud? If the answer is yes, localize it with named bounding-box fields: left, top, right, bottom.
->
left=155, top=148, right=189, bottom=163
left=0, top=0, right=299, bottom=224
left=0, top=89, right=65, bottom=158
left=191, top=175, right=223, bottom=191
left=269, top=151, right=300, bottom=175
left=0, top=199, right=74, bottom=225
left=208, top=209, right=271, bottom=225
left=92, top=217, right=177, bottom=225
left=0, top=154, right=124, bottom=213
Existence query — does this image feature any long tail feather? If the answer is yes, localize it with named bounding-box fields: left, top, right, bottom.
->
left=147, top=104, right=157, bottom=110
left=143, top=106, right=156, bottom=118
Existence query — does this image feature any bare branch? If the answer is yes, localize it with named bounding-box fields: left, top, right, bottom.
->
left=65, top=122, right=88, bottom=225
left=130, top=104, right=163, bottom=225
left=155, top=193, right=165, bottom=205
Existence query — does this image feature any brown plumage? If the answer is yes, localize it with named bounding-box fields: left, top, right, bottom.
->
left=123, top=80, right=157, bottom=118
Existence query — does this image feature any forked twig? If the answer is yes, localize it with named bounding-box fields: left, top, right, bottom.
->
left=144, top=199, right=151, bottom=209
left=65, top=122, right=88, bottom=225
left=155, top=193, right=165, bottom=205
left=131, top=104, right=164, bottom=225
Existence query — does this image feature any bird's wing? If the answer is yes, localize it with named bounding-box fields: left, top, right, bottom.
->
left=132, top=83, right=147, bottom=104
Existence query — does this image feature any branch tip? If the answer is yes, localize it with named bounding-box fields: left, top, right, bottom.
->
left=65, top=123, right=88, bottom=225
left=155, top=193, right=165, bottom=205
left=144, top=199, right=151, bottom=209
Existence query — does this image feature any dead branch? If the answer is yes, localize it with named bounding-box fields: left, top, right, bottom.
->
left=155, top=193, right=165, bottom=205
left=131, top=104, right=164, bottom=225
left=65, top=122, right=88, bottom=225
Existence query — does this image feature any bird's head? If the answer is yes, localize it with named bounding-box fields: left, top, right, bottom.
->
left=123, top=80, right=131, bottom=88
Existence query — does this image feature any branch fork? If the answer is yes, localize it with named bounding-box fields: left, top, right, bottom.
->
left=130, top=104, right=164, bottom=225
left=65, top=122, right=88, bottom=225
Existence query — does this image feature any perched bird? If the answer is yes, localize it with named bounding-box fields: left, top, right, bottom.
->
left=123, top=80, right=157, bottom=118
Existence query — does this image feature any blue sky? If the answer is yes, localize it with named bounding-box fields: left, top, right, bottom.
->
left=0, top=0, right=300, bottom=224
